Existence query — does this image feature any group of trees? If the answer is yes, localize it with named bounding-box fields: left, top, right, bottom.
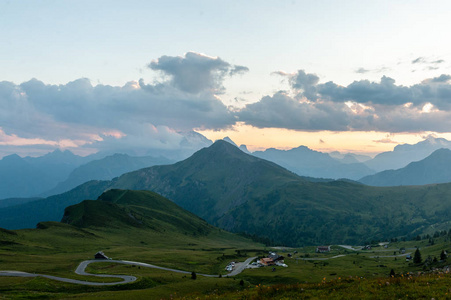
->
left=412, top=248, right=447, bottom=264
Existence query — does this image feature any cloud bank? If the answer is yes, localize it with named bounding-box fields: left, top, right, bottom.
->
left=238, top=70, right=451, bottom=133
left=0, top=52, right=247, bottom=156
left=2, top=52, right=451, bottom=157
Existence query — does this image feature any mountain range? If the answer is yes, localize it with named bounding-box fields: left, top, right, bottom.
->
left=359, top=148, right=451, bottom=186
left=252, top=145, right=374, bottom=180
left=42, top=153, right=173, bottom=197
left=2, top=140, right=451, bottom=246
left=0, top=131, right=211, bottom=200
left=363, top=136, right=451, bottom=172
left=0, top=149, right=97, bottom=199
left=3, top=134, right=451, bottom=200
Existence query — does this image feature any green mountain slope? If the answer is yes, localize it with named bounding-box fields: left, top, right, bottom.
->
left=0, top=180, right=110, bottom=229
left=360, top=148, right=451, bottom=186
left=0, top=189, right=262, bottom=289
left=109, top=141, right=451, bottom=245
left=62, top=189, right=212, bottom=236
left=42, top=154, right=173, bottom=197
left=110, top=140, right=303, bottom=223
left=2, top=140, right=451, bottom=246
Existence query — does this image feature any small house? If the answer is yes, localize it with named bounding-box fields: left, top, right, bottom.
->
left=94, top=251, right=109, bottom=260
left=260, top=254, right=284, bottom=266
left=316, top=246, right=331, bottom=253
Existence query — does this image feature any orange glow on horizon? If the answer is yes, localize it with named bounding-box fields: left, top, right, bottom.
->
left=196, top=124, right=451, bottom=156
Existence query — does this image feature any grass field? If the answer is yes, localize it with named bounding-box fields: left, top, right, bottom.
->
left=1, top=224, right=450, bottom=299
left=1, top=189, right=450, bottom=299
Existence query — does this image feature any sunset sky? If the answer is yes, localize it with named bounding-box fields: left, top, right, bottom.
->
left=2, top=0, right=451, bottom=157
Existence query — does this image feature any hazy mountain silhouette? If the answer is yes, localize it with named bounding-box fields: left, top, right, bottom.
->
left=364, top=136, right=451, bottom=172
left=360, top=148, right=451, bottom=186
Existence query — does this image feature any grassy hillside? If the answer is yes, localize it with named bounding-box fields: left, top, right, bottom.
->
left=0, top=189, right=265, bottom=298
left=1, top=220, right=450, bottom=299
left=62, top=189, right=212, bottom=237
left=111, top=141, right=304, bottom=222
left=110, top=141, right=451, bottom=246
left=2, top=141, right=451, bottom=246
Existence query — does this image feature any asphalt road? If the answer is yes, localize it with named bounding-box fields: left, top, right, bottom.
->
left=0, top=256, right=257, bottom=286
left=0, top=269, right=135, bottom=286
left=227, top=256, right=257, bottom=276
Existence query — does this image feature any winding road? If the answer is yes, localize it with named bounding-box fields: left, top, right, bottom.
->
left=0, top=257, right=257, bottom=286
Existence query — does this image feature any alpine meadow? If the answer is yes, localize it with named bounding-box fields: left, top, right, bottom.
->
left=1, top=1, right=451, bottom=299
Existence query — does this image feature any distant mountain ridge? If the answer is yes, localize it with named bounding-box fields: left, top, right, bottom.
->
left=0, top=149, right=97, bottom=199
left=364, top=136, right=451, bottom=172
left=359, top=148, right=451, bottom=186
left=2, top=140, right=451, bottom=247
left=41, top=153, right=173, bottom=197
left=252, top=145, right=375, bottom=180
left=0, top=131, right=212, bottom=199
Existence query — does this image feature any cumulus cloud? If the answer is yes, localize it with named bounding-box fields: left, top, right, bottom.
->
left=0, top=55, right=240, bottom=155
left=237, top=92, right=350, bottom=131
left=237, top=70, right=451, bottom=133
left=148, top=52, right=248, bottom=94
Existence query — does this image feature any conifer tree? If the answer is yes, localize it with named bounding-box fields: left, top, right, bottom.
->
left=414, top=248, right=422, bottom=264
left=440, top=250, right=447, bottom=261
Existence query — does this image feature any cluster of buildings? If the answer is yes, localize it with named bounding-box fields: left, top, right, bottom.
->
left=258, top=252, right=287, bottom=267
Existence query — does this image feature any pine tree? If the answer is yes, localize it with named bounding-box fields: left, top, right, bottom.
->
left=440, top=250, right=447, bottom=261
left=414, top=248, right=422, bottom=264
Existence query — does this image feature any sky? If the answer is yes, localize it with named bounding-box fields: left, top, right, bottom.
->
left=2, top=0, right=451, bottom=158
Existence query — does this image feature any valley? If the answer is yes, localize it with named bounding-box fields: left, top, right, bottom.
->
left=1, top=140, right=451, bottom=298
left=0, top=189, right=450, bottom=299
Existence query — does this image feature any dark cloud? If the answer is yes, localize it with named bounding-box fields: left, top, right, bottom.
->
left=0, top=77, right=235, bottom=153
left=237, top=71, right=451, bottom=133
left=148, top=52, right=247, bottom=94
left=312, top=75, right=451, bottom=110
left=237, top=92, right=349, bottom=131
left=275, top=70, right=320, bottom=100
left=422, top=74, right=451, bottom=84
left=317, top=76, right=414, bottom=106
left=294, top=72, right=319, bottom=100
